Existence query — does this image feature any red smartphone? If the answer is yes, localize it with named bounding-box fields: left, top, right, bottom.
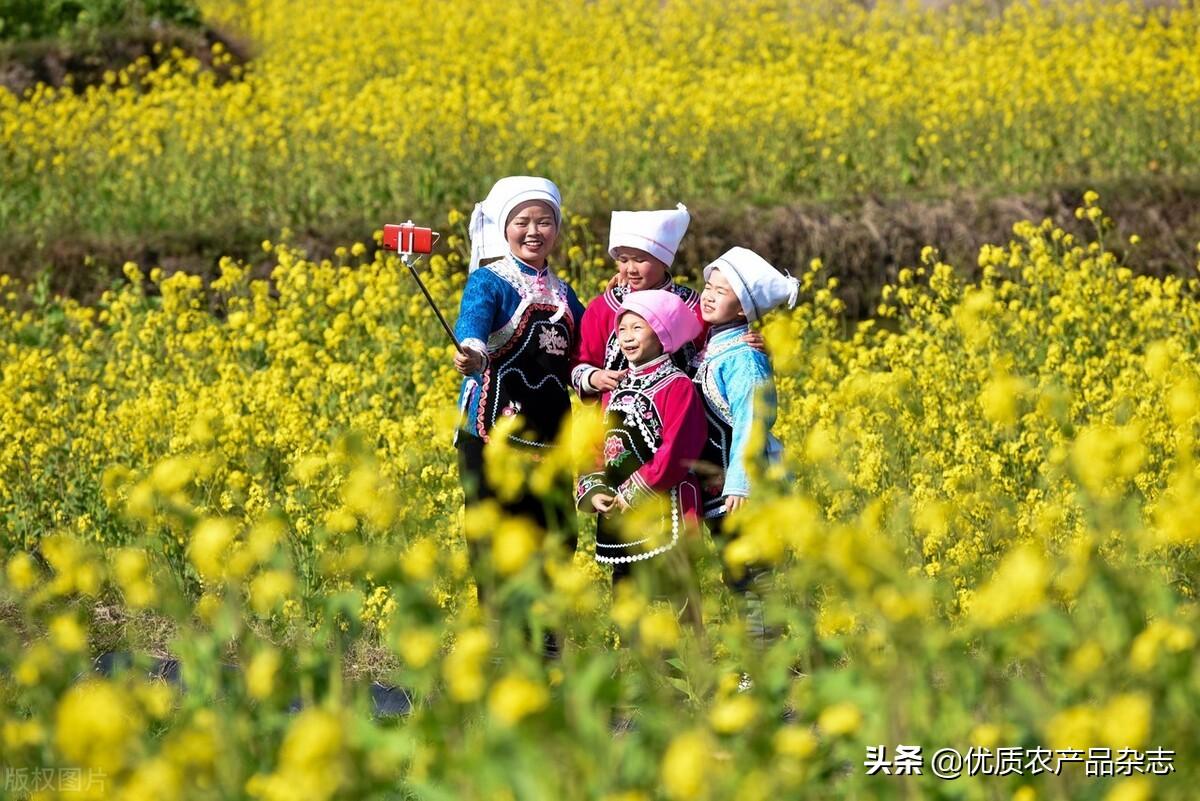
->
left=382, top=222, right=436, bottom=254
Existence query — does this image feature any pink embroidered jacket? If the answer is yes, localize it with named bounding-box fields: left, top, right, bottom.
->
left=575, top=354, right=706, bottom=564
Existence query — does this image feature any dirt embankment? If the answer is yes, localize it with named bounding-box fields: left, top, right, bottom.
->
left=4, top=179, right=1200, bottom=319
left=0, top=20, right=251, bottom=97
left=676, top=179, right=1200, bottom=318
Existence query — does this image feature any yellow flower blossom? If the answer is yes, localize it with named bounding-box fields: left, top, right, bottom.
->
left=1044, top=705, right=1096, bottom=752
left=49, top=613, right=87, bottom=653
left=249, top=569, right=295, bottom=616
left=492, top=518, right=541, bottom=576
left=401, top=538, right=438, bottom=582
left=188, top=518, right=237, bottom=583
left=246, top=648, right=282, bottom=700
left=247, top=708, right=347, bottom=801
left=55, top=679, right=143, bottom=774
left=395, top=628, right=440, bottom=669
left=1098, top=693, right=1151, bottom=750
left=967, top=545, right=1050, bottom=627
left=661, top=729, right=712, bottom=801
left=710, top=695, right=759, bottom=735
left=1104, top=778, right=1151, bottom=801
left=639, top=607, right=682, bottom=652
left=774, top=726, right=818, bottom=759
left=817, top=703, right=862, bottom=737
left=5, top=551, right=38, bottom=592
left=443, top=628, right=490, bottom=703
left=488, top=673, right=549, bottom=727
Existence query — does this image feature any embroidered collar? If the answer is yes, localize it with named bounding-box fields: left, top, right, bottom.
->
left=618, top=353, right=678, bottom=395
left=487, top=254, right=569, bottom=324
left=610, top=273, right=675, bottom=303
left=510, top=254, right=549, bottom=276
left=708, top=321, right=749, bottom=345
left=627, top=352, right=672, bottom=377
left=698, top=321, right=749, bottom=365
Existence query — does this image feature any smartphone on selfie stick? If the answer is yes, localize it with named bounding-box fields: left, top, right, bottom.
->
left=381, top=221, right=463, bottom=354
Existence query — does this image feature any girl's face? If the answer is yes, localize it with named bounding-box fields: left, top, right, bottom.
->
left=617, top=312, right=664, bottom=366
left=505, top=201, right=558, bottom=266
left=613, top=247, right=668, bottom=291
left=700, top=268, right=746, bottom=324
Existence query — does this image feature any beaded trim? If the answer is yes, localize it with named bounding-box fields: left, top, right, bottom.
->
left=490, top=364, right=568, bottom=448
left=475, top=313, right=566, bottom=443
left=603, top=330, right=623, bottom=372
left=594, top=358, right=689, bottom=562
left=594, top=487, right=681, bottom=564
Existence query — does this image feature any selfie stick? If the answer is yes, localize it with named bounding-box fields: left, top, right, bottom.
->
left=395, top=222, right=463, bottom=354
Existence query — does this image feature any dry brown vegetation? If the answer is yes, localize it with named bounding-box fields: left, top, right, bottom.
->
left=5, top=179, right=1199, bottom=321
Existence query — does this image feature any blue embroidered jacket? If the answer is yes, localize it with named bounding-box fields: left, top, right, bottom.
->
left=453, top=255, right=586, bottom=444
left=692, top=322, right=783, bottom=508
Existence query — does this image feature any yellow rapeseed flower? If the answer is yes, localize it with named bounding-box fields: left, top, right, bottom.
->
left=49, top=613, right=87, bottom=653
left=1104, top=778, right=1152, bottom=801
left=661, top=729, right=711, bottom=801
left=709, top=695, right=759, bottom=735
left=443, top=628, right=490, bottom=703
left=774, top=726, right=818, bottom=759
left=492, top=518, right=541, bottom=576
left=396, top=628, right=439, bottom=669
left=249, top=569, right=295, bottom=615
left=188, top=518, right=237, bottom=583
left=55, top=679, right=143, bottom=773
left=1045, top=705, right=1096, bottom=751
left=246, top=648, right=282, bottom=700
left=401, top=538, right=437, bottom=582
left=817, top=702, right=862, bottom=737
left=488, top=673, right=549, bottom=727
left=639, top=607, right=681, bottom=652
left=1098, top=693, right=1151, bottom=750
left=5, top=551, right=38, bottom=592
left=248, top=708, right=348, bottom=801
left=967, top=545, right=1050, bottom=627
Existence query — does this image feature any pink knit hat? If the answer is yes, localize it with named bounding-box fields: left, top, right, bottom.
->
left=618, top=289, right=702, bottom=355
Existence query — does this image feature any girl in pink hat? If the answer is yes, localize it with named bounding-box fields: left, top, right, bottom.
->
left=575, top=289, right=707, bottom=594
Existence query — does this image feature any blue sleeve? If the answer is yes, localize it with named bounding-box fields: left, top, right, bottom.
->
left=454, top=269, right=501, bottom=348
left=721, top=350, right=775, bottom=498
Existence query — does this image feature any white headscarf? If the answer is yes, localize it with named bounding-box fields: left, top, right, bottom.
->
left=468, top=176, right=562, bottom=273
left=608, top=203, right=690, bottom=267
left=703, top=247, right=800, bottom=323
left=468, top=190, right=507, bottom=273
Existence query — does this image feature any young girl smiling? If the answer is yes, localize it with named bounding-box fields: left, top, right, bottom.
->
left=575, top=289, right=706, bottom=585
left=693, top=247, right=797, bottom=520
